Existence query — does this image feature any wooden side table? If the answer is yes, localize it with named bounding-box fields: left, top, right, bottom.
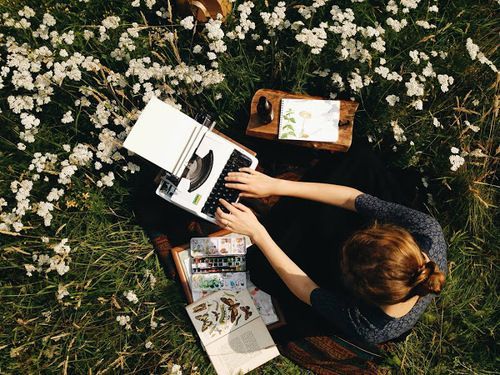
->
left=246, top=89, right=358, bottom=152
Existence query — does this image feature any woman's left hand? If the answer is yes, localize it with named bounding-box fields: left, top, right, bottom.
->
left=215, top=198, right=265, bottom=240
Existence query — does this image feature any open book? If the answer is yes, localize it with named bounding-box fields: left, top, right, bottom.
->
left=278, top=98, right=340, bottom=142
left=186, top=289, right=280, bottom=375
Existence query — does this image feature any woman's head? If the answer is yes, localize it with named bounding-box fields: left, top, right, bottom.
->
left=340, top=223, right=445, bottom=306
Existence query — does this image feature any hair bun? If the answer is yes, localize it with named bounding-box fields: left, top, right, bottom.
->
left=414, top=261, right=446, bottom=296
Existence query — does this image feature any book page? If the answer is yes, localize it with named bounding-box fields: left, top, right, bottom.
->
left=279, top=99, right=340, bottom=142
left=186, top=290, right=260, bottom=347
left=206, top=318, right=280, bottom=375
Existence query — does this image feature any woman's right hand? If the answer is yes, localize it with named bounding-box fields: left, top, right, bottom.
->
left=224, top=168, right=279, bottom=198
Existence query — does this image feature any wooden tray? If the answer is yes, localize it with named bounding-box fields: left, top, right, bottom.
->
left=246, top=88, right=358, bottom=152
left=171, top=229, right=286, bottom=331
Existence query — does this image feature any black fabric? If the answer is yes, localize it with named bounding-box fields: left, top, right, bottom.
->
left=247, top=141, right=419, bottom=344
left=131, top=141, right=427, bottom=346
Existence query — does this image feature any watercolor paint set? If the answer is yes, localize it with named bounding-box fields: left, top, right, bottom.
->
left=191, top=255, right=246, bottom=273
left=189, top=235, right=248, bottom=292
left=190, top=236, right=246, bottom=258
left=191, top=272, right=247, bottom=292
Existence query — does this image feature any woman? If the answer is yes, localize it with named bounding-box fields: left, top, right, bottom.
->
left=214, top=149, right=447, bottom=345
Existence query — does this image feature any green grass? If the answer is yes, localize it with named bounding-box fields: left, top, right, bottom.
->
left=0, top=0, right=498, bottom=373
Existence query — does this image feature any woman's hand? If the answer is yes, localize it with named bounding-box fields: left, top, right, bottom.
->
left=215, top=198, right=266, bottom=241
left=224, top=168, right=279, bottom=198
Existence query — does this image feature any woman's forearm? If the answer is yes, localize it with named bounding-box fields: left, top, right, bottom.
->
left=274, top=179, right=363, bottom=211
left=252, top=228, right=319, bottom=305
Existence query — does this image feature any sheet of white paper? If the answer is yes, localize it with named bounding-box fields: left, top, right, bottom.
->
left=279, top=99, right=340, bottom=142
left=123, top=96, right=206, bottom=174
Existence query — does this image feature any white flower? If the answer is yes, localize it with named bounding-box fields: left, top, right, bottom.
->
left=170, top=364, right=182, bottom=375
left=466, top=38, right=480, bottom=60
left=145, top=341, right=153, bottom=349
left=386, top=18, right=408, bottom=32
left=386, top=95, right=400, bottom=106
left=450, top=147, right=459, bottom=154
left=116, top=315, right=132, bottom=330
left=144, top=269, right=157, bottom=289
left=18, top=6, right=35, bottom=18
left=429, top=5, right=439, bottom=12
left=432, top=117, right=442, bottom=128
left=347, top=71, right=364, bottom=92
left=123, top=290, right=139, bottom=304
left=24, top=264, right=36, bottom=277
left=192, top=45, right=202, bottom=54
left=145, top=0, right=156, bottom=9
left=58, top=162, right=78, bottom=185
left=415, top=20, right=436, bottom=29
left=61, top=111, right=74, bottom=124
left=391, top=120, right=407, bottom=143
left=47, top=188, right=64, bottom=202
left=69, top=143, right=93, bottom=166
left=207, top=52, right=216, bottom=60
left=102, top=16, right=120, bottom=30
left=0, top=198, right=6, bottom=212
left=17, top=142, right=26, bottom=150
left=150, top=319, right=158, bottom=329
left=56, top=284, right=69, bottom=300
left=405, top=74, right=425, bottom=97
left=449, top=154, right=465, bottom=171
left=96, top=171, right=115, bottom=188
left=295, top=26, right=328, bottom=54
left=43, top=13, right=56, bottom=26
left=83, top=30, right=95, bottom=40
left=464, top=120, right=480, bottom=132
left=466, top=38, right=498, bottom=72
left=411, top=99, right=423, bottom=110
left=180, top=16, right=195, bottom=30
left=36, top=201, right=54, bottom=226
left=437, top=74, right=454, bottom=93
left=260, top=2, right=289, bottom=30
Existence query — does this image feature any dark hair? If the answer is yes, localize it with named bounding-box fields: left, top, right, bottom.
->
left=340, top=223, right=446, bottom=305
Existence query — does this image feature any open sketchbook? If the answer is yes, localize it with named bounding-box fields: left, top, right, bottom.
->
left=278, top=98, right=340, bottom=142
left=186, top=289, right=280, bottom=375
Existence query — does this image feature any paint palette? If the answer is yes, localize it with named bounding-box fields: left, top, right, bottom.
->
left=191, top=255, right=246, bottom=273
left=190, top=236, right=246, bottom=258
left=191, top=272, right=247, bottom=292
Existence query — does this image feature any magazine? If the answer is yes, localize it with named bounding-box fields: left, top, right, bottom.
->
left=278, top=98, right=340, bottom=142
left=185, top=289, right=280, bottom=375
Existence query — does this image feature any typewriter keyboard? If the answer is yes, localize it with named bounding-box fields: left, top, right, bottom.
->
left=201, top=149, right=252, bottom=217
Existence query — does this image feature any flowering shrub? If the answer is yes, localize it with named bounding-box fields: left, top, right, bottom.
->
left=0, top=0, right=497, bottom=373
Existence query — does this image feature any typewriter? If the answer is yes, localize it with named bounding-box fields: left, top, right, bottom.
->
left=123, top=96, right=258, bottom=224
